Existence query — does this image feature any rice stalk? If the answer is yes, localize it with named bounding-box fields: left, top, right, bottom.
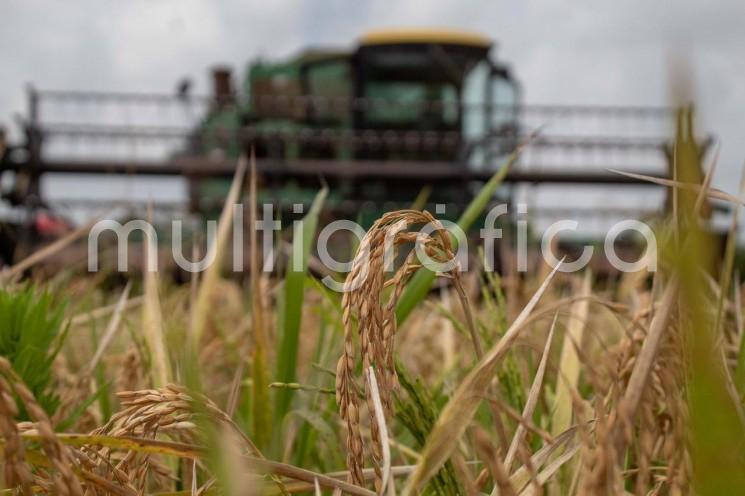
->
left=336, top=210, right=474, bottom=488
left=249, top=152, right=272, bottom=450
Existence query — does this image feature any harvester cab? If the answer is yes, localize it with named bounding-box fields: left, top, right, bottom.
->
left=356, top=30, right=519, bottom=162
left=235, top=29, right=518, bottom=161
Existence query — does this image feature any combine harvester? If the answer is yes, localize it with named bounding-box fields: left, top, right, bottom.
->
left=0, top=28, right=709, bottom=265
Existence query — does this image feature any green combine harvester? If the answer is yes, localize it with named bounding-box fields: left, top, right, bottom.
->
left=2, top=27, right=683, bottom=256
left=190, top=28, right=520, bottom=214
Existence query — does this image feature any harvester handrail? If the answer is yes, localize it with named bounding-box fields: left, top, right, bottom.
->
left=34, top=89, right=673, bottom=118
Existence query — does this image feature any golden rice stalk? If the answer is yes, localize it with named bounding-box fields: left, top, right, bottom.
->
left=0, top=357, right=83, bottom=495
left=0, top=373, right=34, bottom=494
left=89, top=384, right=384, bottom=495
left=401, top=259, right=564, bottom=495
left=336, top=210, right=474, bottom=487
left=142, top=204, right=171, bottom=388
left=551, top=271, right=591, bottom=438
left=190, top=155, right=247, bottom=347
left=85, top=383, right=257, bottom=493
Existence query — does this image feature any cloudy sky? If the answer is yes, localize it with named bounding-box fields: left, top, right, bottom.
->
left=2, top=0, right=744, bottom=205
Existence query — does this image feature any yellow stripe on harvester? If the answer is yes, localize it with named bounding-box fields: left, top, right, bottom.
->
left=359, top=28, right=492, bottom=48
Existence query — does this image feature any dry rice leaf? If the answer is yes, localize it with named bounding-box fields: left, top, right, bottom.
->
left=518, top=443, right=580, bottom=495
left=249, top=151, right=272, bottom=449
left=367, top=366, right=393, bottom=496
left=551, top=272, right=591, bottom=438
left=693, top=143, right=719, bottom=215
left=18, top=433, right=204, bottom=459
left=475, top=427, right=516, bottom=496
left=87, top=280, right=132, bottom=374
left=401, top=260, right=564, bottom=495
left=143, top=204, right=170, bottom=388
left=191, top=155, right=247, bottom=346
left=68, top=295, right=143, bottom=327
left=509, top=426, right=578, bottom=492
left=503, top=312, right=558, bottom=473
left=606, top=168, right=745, bottom=207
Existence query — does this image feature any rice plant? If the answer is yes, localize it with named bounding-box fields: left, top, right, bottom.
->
left=0, top=286, right=67, bottom=419
left=0, top=108, right=743, bottom=495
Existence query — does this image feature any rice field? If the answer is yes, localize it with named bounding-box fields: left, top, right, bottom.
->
left=0, top=108, right=744, bottom=495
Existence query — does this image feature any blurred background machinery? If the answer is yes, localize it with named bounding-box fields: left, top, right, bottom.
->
left=0, top=28, right=710, bottom=263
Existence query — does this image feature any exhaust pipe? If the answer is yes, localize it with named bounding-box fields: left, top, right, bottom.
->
left=211, top=66, right=234, bottom=107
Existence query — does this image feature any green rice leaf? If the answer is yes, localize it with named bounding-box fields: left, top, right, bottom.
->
left=274, top=188, right=328, bottom=424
